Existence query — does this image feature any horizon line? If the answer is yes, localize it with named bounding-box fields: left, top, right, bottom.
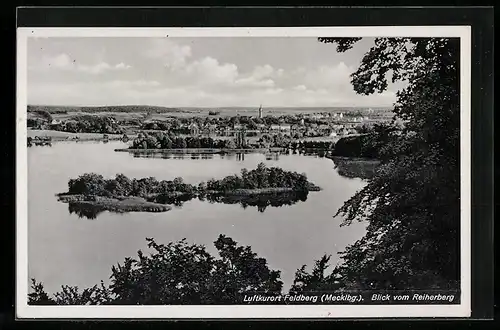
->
left=27, top=104, right=393, bottom=109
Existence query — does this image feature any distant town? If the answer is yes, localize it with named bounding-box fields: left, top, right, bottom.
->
left=27, top=105, right=395, bottom=148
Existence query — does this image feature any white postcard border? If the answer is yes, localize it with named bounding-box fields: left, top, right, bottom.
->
left=16, top=26, right=472, bottom=319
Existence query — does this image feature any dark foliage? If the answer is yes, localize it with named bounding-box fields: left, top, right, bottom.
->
left=289, top=140, right=333, bottom=150
left=206, top=191, right=309, bottom=213
left=294, top=37, right=460, bottom=291
left=66, top=164, right=315, bottom=202
left=51, top=115, right=123, bottom=134
left=332, top=124, right=395, bottom=159
left=29, top=236, right=282, bottom=305
left=130, top=132, right=248, bottom=150
left=204, top=163, right=310, bottom=191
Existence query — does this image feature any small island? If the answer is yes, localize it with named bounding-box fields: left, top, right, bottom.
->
left=57, top=194, right=172, bottom=213
left=57, top=163, right=321, bottom=215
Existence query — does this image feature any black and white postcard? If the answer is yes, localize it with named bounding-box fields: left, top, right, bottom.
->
left=16, top=25, right=471, bottom=319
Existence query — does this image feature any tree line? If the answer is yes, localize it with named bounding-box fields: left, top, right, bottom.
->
left=27, top=105, right=189, bottom=114
left=138, top=113, right=354, bottom=131
left=130, top=132, right=246, bottom=150
left=51, top=115, right=124, bottom=134
left=308, top=37, right=461, bottom=290
left=66, top=163, right=315, bottom=201
left=203, top=163, right=311, bottom=191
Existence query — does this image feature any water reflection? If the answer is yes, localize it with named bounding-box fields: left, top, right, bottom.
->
left=141, top=151, right=381, bottom=182
left=68, top=202, right=109, bottom=220
left=68, top=191, right=310, bottom=219
left=203, top=191, right=309, bottom=213
left=133, top=152, right=216, bottom=160
left=154, top=193, right=196, bottom=207
left=130, top=151, right=290, bottom=162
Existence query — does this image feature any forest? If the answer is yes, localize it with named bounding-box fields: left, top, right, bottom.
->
left=129, top=132, right=246, bottom=150
left=51, top=115, right=124, bottom=134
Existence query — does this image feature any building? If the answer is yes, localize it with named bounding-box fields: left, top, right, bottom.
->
left=235, top=129, right=247, bottom=148
left=203, top=124, right=217, bottom=136
left=208, top=124, right=217, bottom=136
left=258, top=105, right=263, bottom=119
left=189, top=123, right=200, bottom=136
left=270, top=124, right=281, bottom=132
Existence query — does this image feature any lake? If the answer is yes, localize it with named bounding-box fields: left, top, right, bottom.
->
left=28, top=141, right=367, bottom=294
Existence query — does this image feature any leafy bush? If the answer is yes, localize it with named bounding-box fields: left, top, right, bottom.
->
left=29, top=235, right=282, bottom=305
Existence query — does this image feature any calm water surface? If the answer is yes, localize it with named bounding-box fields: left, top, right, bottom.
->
left=28, top=141, right=367, bottom=293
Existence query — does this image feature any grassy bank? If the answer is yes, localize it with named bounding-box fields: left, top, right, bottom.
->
left=57, top=194, right=171, bottom=213
left=327, top=156, right=380, bottom=180
left=28, top=129, right=137, bottom=142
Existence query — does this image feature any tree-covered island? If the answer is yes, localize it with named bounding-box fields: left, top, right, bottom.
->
left=57, top=163, right=321, bottom=214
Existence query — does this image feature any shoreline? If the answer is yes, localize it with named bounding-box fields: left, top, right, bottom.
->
left=27, top=129, right=137, bottom=142
left=115, top=147, right=287, bottom=154
left=326, top=155, right=381, bottom=163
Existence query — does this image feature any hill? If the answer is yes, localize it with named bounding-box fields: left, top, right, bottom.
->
left=27, top=105, right=190, bottom=114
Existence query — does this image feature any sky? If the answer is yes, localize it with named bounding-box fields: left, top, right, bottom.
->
left=27, top=37, right=399, bottom=108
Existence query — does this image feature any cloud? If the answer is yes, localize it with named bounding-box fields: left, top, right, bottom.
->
left=264, top=88, right=284, bottom=95
left=293, top=85, right=307, bottom=91
left=250, top=65, right=285, bottom=79
left=301, top=62, right=354, bottom=90
left=231, top=64, right=286, bottom=89
left=234, top=77, right=275, bottom=88
left=145, top=40, right=284, bottom=90
left=146, top=39, right=192, bottom=69
left=36, top=53, right=132, bottom=74
left=75, top=62, right=132, bottom=74
left=28, top=40, right=398, bottom=108
left=105, top=80, right=161, bottom=88
left=28, top=77, right=397, bottom=108
left=114, top=62, right=132, bottom=70
left=184, top=57, right=239, bottom=85
left=48, top=53, right=72, bottom=68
